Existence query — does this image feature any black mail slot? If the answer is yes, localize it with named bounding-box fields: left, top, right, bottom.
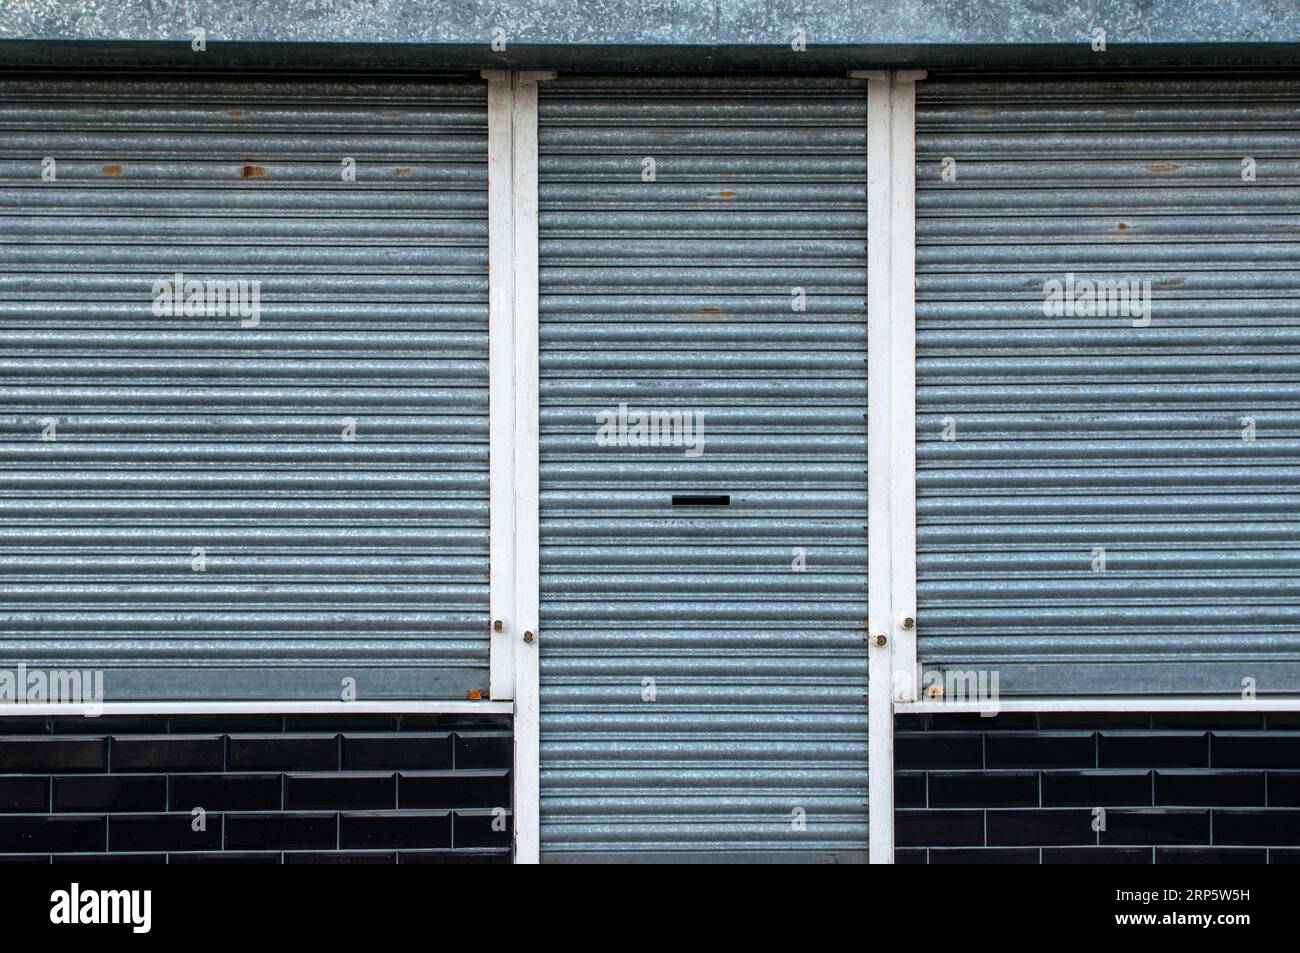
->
left=671, top=494, right=730, bottom=506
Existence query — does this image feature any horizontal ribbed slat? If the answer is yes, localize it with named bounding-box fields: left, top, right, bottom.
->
left=0, top=73, right=489, bottom=699
left=538, top=74, right=868, bottom=859
left=915, top=72, right=1300, bottom=695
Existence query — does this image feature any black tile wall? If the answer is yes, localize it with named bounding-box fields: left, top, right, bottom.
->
left=1214, top=810, right=1300, bottom=846
left=896, top=809, right=984, bottom=847
left=285, top=773, right=397, bottom=810
left=0, top=815, right=104, bottom=852
left=109, top=813, right=224, bottom=852
left=986, top=733, right=1095, bottom=769
left=224, top=813, right=336, bottom=851
left=1213, top=734, right=1300, bottom=768
left=897, top=713, right=1300, bottom=863
left=399, top=769, right=511, bottom=809
left=0, top=777, right=49, bottom=812
left=1042, top=847, right=1151, bottom=864
left=170, top=774, right=282, bottom=811
left=227, top=735, right=338, bottom=771
left=929, top=847, right=1039, bottom=864
left=1156, top=847, right=1267, bottom=864
left=0, top=737, right=106, bottom=772
left=929, top=771, right=1038, bottom=808
left=986, top=809, right=1096, bottom=847
left=1041, top=771, right=1151, bottom=807
left=894, top=772, right=927, bottom=809
left=894, top=732, right=984, bottom=769
left=0, top=713, right=511, bottom=864
left=454, top=809, right=513, bottom=848
left=1156, top=770, right=1265, bottom=806
left=54, top=775, right=167, bottom=812
left=1100, top=809, right=1211, bottom=846
left=454, top=731, right=512, bottom=768
left=1099, top=733, right=1210, bottom=769
left=340, top=811, right=453, bottom=849
left=1267, top=772, right=1300, bottom=806
left=112, top=736, right=224, bottom=772
left=342, top=734, right=453, bottom=770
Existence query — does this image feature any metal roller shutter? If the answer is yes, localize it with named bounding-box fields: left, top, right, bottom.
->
left=537, top=75, right=869, bottom=860
left=915, top=73, right=1300, bottom=695
left=0, top=73, right=489, bottom=700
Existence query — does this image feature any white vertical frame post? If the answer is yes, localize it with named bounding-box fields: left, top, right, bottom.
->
left=482, top=69, right=551, bottom=863
left=509, top=70, right=542, bottom=864
left=855, top=68, right=924, bottom=865
left=510, top=70, right=553, bottom=865
left=862, top=69, right=895, bottom=866
left=888, top=71, right=923, bottom=702
left=484, top=71, right=517, bottom=702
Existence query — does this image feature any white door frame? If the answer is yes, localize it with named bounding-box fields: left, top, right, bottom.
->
left=483, top=69, right=553, bottom=864
left=856, top=69, right=925, bottom=864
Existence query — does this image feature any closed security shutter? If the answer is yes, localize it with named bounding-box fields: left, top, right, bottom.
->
left=915, top=73, right=1300, bottom=695
left=538, top=75, right=868, bottom=860
left=0, top=74, right=488, bottom=700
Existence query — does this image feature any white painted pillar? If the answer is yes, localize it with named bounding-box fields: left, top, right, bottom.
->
left=483, top=69, right=554, bottom=864
left=855, top=68, right=924, bottom=865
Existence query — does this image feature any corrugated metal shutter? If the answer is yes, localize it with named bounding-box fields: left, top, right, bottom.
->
left=537, top=75, right=868, bottom=860
left=915, top=73, right=1300, bottom=695
left=0, top=73, right=489, bottom=700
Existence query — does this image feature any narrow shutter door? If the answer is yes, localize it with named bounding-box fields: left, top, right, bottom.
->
left=538, top=75, right=869, bottom=860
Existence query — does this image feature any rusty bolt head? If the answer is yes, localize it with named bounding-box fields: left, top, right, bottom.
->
left=523, top=631, right=535, bottom=644
left=901, top=616, right=915, bottom=630
left=870, top=633, right=887, bottom=647
left=493, top=619, right=503, bottom=631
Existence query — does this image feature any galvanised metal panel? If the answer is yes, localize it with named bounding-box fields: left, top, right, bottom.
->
left=537, top=75, right=868, bottom=860
left=0, top=73, right=489, bottom=699
left=915, top=72, right=1300, bottom=695
left=7, top=1, right=1300, bottom=71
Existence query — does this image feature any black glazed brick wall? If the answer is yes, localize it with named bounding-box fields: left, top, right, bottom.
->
left=0, top=713, right=512, bottom=863
left=896, top=712, right=1300, bottom=864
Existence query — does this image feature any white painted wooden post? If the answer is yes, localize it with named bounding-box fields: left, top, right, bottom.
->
left=508, top=70, right=554, bottom=865
left=889, top=71, right=924, bottom=705
left=482, top=69, right=552, bottom=863
left=484, top=70, right=517, bottom=703
left=855, top=68, right=924, bottom=865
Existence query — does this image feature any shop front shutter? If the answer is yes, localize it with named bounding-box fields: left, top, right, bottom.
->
left=537, top=75, right=869, bottom=860
left=0, top=73, right=489, bottom=699
left=915, top=73, right=1300, bottom=695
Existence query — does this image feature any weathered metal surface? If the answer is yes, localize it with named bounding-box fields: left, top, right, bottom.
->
left=1, top=2, right=1299, bottom=69
left=0, top=73, right=490, bottom=699
left=915, top=72, right=1300, bottom=695
left=537, top=74, right=868, bottom=858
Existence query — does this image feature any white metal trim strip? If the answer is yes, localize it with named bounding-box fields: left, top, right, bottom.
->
left=0, top=701, right=513, bottom=716
left=862, top=69, right=894, bottom=867
left=858, top=68, right=925, bottom=865
left=484, top=70, right=518, bottom=702
left=510, top=70, right=552, bottom=865
left=483, top=69, right=551, bottom=863
left=888, top=73, right=922, bottom=703
left=900, top=697, right=1300, bottom=713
